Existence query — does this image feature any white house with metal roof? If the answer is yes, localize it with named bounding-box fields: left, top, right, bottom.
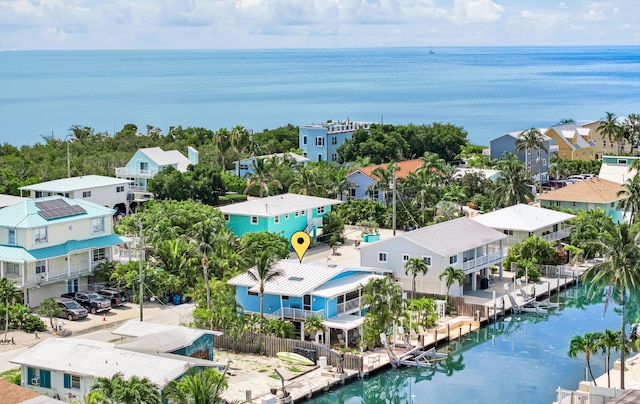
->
left=115, top=146, right=198, bottom=200
left=360, top=217, right=507, bottom=295
left=19, top=175, right=131, bottom=215
left=218, top=193, right=342, bottom=241
left=0, top=196, right=130, bottom=307
left=471, top=204, right=575, bottom=248
left=10, top=325, right=224, bottom=402
left=233, top=152, right=310, bottom=178
left=228, top=259, right=388, bottom=345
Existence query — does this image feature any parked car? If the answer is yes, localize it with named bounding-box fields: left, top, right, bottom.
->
left=97, top=288, right=128, bottom=307
left=60, top=292, right=111, bottom=314
left=55, top=297, right=88, bottom=321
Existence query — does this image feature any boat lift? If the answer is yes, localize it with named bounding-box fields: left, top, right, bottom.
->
left=380, top=330, right=447, bottom=368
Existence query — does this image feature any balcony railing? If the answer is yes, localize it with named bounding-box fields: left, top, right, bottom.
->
left=337, top=297, right=361, bottom=314
left=271, top=307, right=325, bottom=321
left=12, top=262, right=96, bottom=288
left=541, top=227, right=572, bottom=242
left=115, top=167, right=158, bottom=178
left=462, top=250, right=504, bottom=271
left=128, top=185, right=149, bottom=193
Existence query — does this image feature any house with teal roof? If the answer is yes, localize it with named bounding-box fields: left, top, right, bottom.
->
left=228, top=259, right=389, bottom=344
left=0, top=196, right=130, bottom=307
left=217, top=193, right=342, bottom=241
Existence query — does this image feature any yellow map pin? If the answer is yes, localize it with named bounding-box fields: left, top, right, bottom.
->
left=291, top=231, right=311, bottom=263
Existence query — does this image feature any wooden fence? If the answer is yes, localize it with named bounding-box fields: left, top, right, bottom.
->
left=214, top=333, right=363, bottom=371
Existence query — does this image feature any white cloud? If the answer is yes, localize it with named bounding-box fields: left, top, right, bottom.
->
left=453, top=0, right=505, bottom=23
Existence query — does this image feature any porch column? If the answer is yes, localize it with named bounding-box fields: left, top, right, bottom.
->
left=300, top=321, right=305, bottom=341
left=0, top=261, right=4, bottom=278
left=358, top=288, right=362, bottom=316
left=471, top=272, right=477, bottom=291
left=279, top=296, right=283, bottom=320
left=45, top=258, right=49, bottom=281
left=67, top=253, right=71, bottom=277
left=499, top=261, right=503, bottom=280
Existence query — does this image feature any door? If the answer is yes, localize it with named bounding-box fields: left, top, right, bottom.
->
left=303, top=295, right=311, bottom=311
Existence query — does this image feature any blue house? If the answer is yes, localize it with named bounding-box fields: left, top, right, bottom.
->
left=233, top=152, right=310, bottom=178
left=228, top=260, right=389, bottom=344
left=115, top=146, right=198, bottom=199
left=299, top=119, right=372, bottom=163
left=345, top=159, right=424, bottom=204
left=217, top=193, right=342, bottom=241
left=490, top=130, right=556, bottom=182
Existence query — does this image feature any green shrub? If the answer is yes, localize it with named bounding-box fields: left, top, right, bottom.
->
left=21, top=315, right=46, bottom=333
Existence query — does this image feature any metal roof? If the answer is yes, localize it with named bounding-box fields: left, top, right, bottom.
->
left=218, top=193, right=342, bottom=218
left=139, top=147, right=192, bottom=172
left=312, top=273, right=383, bottom=298
left=0, top=194, right=27, bottom=209
left=227, top=260, right=385, bottom=297
left=322, top=313, right=366, bottom=331
left=10, top=338, right=197, bottom=389
left=19, top=175, right=131, bottom=193
left=112, top=320, right=222, bottom=351
left=0, top=196, right=115, bottom=228
left=471, top=204, right=575, bottom=232
left=363, top=217, right=506, bottom=257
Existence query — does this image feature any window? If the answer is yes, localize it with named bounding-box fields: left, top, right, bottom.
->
left=367, top=190, right=378, bottom=201
left=35, top=191, right=43, bottom=198
left=317, top=206, right=325, bottom=214
left=282, top=295, right=289, bottom=300
left=91, top=217, right=105, bottom=233
left=450, top=255, right=458, bottom=264
left=618, top=159, right=627, bottom=164
left=348, top=189, right=356, bottom=200
left=8, top=229, right=15, bottom=245
left=402, top=254, right=410, bottom=262
left=331, top=153, right=338, bottom=162
left=64, top=374, right=81, bottom=389
left=331, top=137, right=337, bottom=145
left=224, top=214, right=229, bottom=222
left=316, top=137, right=324, bottom=146
left=301, top=210, right=306, bottom=215
left=422, top=256, right=432, bottom=266
left=248, top=290, right=258, bottom=297
left=317, top=154, right=323, bottom=161
left=611, top=202, right=615, bottom=208
left=116, top=186, right=125, bottom=193
left=35, top=260, right=46, bottom=274
left=542, top=159, right=547, bottom=165
left=6, top=263, right=19, bottom=275
left=27, top=368, right=50, bottom=388
left=294, top=211, right=300, bottom=217
left=284, top=213, right=289, bottom=220
left=251, top=216, right=258, bottom=225
left=33, top=227, right=47, bottom=244
left=303, top=136, right=307, bottom=145
left=92, top=248, right=106, bottom=262
left=82, top=191, right=92, bottom=198
left=274, top=216, right=280, bottom=224
left=503, top=229, right=513, bottom=236
left=239, top=164, right=249, bottom=170
left=572, top=202, right=576, bottom=207
left=378, top=252, right=387, bottom=263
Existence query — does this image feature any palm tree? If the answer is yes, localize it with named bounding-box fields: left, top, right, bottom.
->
left=164, top=367, right=230, bottom=404
left=617, top=174, right=640, bottom=224
left=597, top=329, right=623, bottom=388
left=38, top=297, right=63, bottom=329
left=304, top=314, right=327, bottom=343
left=214, top=128, right=232, bottom=171
left=328, top=165, right=358, bottom=200
left=90, top=372, right=125, bottom=403
left=244, top=158, right=282, bottom=197
left=191, top=220, right=218, bottom=311
left=289, top=164, right=326, bottom=196
left=515, top=127, right=548, bottom=194
left=568, top=332, right=602, bottom=386
left=0, top=278, right=19, bottom=342
left=624, top=113, right=640, bottom=154
left=116, top=375, right=161, bottom=404
left=599, top=112, right=624, bottom=154
left=491, top=154, right=534, bottom=208
left=246, top=251, right=283, bottom=330
left=439, top=266, right=466, bottom=304
left=404, top=258, right=429, bottom=300
left=232, top=125, right=251, bottom=177
left=366, top=162, right=397, bottom=204
left=583, top=223, right=640, bottom=389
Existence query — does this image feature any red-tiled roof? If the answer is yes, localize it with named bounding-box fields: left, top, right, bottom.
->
left=357, top=159, right=425, bottom=181
left=0, top=379, right=40, bottom=404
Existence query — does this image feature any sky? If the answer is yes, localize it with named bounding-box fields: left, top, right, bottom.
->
left=0, top=0, right=638, bottom=50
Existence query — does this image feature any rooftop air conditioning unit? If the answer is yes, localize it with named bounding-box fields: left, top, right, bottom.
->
left=31, top=377, right=40, bottom=386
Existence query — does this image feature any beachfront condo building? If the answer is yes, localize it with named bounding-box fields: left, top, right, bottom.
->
left=299, top=119, right=372, bottom=163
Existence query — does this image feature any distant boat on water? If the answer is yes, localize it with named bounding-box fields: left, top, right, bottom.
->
left=429, top=47, right=435, bottom=54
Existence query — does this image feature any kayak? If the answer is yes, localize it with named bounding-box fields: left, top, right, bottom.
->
left=276, top=351, right=315, bottom=366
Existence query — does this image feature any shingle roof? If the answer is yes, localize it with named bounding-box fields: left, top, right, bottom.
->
left=0, top=196, right=115, bottom=228
left=537, top=178, right=626, bottom=204
left=382, top=217, right=506, bottom=257
left=217, top=193, right=342, bottom=217
left=227, top=260, right=386, bottom=297
left=0, top=379, right=41, bottom=404
left=355, top=159, right=425, bottom=181
left=19, top=175, right=131, bottom=193
left=471, top=204, right=575, bottom=232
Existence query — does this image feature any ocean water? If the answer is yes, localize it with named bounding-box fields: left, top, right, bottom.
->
left=1, top=47, right=639, bottom=147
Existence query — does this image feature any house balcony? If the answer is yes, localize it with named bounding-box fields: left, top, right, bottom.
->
left=115, top=167, right=158, bottom=179
left=462, top=250, right=504, bottom=271
left=541, top=226, right=572, bottom=242
left=271, top=307, right=325, bottom=321
left=12, top=262, right=96, bottom=288
left=336, top=297, right=361, bottom=315
left=128, top=184, right=149, bottom=193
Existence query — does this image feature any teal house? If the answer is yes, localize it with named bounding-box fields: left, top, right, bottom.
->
left=537, top=178, right=629, bottom=223
left=228, top=259, right=389, bottom=345
left=217, top=193, right=342, bottom=241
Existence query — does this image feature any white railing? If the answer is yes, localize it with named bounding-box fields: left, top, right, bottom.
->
left=337, top=297, right=360, bottom=314
left=24, top=263, right=95, bottom=287
left=304, top=217, right=324, bottom=234
left=542, top=227, right=572, bottom=242
left=462, top=251, right=504, bottom=270
left=272, top=307, right=325, bottom=321
left=115, top=167, right=158, bottom=178
left=128, top=185, right=148, bottom=192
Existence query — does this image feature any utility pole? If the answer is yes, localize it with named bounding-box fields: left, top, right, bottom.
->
left=392, top=166, right=397, bottom=236
left=67, top=141, right=71, bottom=178
left=138, top=220, right=144, bottom=321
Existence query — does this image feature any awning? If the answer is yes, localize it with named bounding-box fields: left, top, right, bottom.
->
left=322, top=313, right=365, bottom=331
left=0, top=234, right=132, bottom=262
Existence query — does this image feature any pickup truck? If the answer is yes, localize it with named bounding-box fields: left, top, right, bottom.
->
left=60, top=292, right=111, bottom=314
left=96, top=288, right=128, bottom=307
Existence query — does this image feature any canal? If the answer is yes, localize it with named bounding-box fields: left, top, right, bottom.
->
left=304, top=285, right=628, bottom=404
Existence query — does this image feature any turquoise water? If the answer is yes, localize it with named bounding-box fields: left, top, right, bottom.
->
left=1, top=47, right=639, bottom=146
left=305, top=286, right=626, bottom=404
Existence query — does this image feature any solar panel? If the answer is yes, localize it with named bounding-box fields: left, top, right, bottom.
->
left=36, top=198, right=87, bottom=220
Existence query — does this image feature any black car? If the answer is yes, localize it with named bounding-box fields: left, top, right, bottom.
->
left=55, top=297, right=88, bottom=321
left=97, top=288, right=128, bottom=307
left=60, top=291, right=111, bottom=314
